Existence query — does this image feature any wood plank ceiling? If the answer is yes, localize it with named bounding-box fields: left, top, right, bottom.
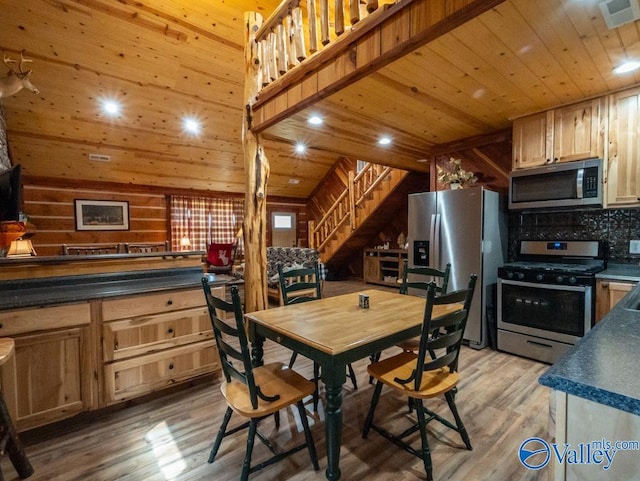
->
left=1, top=0, right=640, bottom=198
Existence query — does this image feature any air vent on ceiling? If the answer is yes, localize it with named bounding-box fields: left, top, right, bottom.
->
left=89, top=153, right=111, bottom=162
left=599, top=0, right=640, bottom=29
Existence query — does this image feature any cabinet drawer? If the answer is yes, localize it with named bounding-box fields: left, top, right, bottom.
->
left=102, top=287, right=216, bottom=321
left=0, top=303, right=91, bottom=336
left=103, top=340, right=218, bottom=404
left=103, top=306, right=212, bottom=362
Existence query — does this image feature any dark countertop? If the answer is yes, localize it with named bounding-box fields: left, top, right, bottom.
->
left=0, top=268, right=240, bottom=311
left=596, top=263, right=640, bottom=282
left=538, top=282, right=640, bottom=416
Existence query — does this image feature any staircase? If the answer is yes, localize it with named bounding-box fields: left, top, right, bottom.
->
left=309, top=163, right=428, bottom=270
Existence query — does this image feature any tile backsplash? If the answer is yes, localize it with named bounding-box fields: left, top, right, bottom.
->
left=508, top=208, right=640, bottom=264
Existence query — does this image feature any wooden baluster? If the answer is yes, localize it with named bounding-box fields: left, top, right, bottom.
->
left=307, top=0, right=319, bottom=53
left=260, top=39, right=270, bottom=86
left=292, top=7, right=307, bottom=60
left=285, top=14, right=298, bottom=68
left=349, top=0, right=360, bottom=25
left=276, top=22, right=287, bottom=74
left=268, top=31, right=278, bottom=80
left=320, top=0, right=330, bottom=46
left=308, top=220, right=316, bottom=248
left=349, top=170, right=356, bottom=230
left=335, top=0, right=345, bottom=35
left=367, top=0, right=378, bottom=13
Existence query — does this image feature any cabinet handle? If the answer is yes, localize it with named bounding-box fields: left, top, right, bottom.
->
left=167, top=328, right=174, bottom=335
left=0, top=322, right=3, bottom=329
left=167, top=300, right=173, bottom=306
left=168, top=363, right=174, bottom=370
left=601, top=282, right=609, bottom=288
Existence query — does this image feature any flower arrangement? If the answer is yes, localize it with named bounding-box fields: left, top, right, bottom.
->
left=437, top=157, right=477, bottom=188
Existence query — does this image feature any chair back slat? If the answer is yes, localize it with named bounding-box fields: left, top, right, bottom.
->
left=406, top=274, right=477, bottom=391
left=400, top=260, right=451, bottom=296
left=202, top=279, right=267, bottom=409
left=278, top=262, right=322, bottom=305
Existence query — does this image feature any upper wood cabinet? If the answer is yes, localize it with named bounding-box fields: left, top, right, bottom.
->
left=513, top=98, right=604, bottom=169
left=606, top=86, right=640, bottom=206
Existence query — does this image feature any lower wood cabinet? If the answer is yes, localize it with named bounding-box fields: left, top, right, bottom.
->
left=595, top=280, right=637, bottom=322
left=100, top=287, right=221, bottom=405
left=0, top=285, right=222, bottom=431
left=0, top=303, right=94, bottom=431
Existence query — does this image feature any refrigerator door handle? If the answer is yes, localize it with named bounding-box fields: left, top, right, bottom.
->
left=432, top=213, right=441, bottom=268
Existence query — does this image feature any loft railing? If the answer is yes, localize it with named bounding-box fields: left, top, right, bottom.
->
left=308, top=162, right=392, bottom=251
left=254, top=0, right=391, bottom=88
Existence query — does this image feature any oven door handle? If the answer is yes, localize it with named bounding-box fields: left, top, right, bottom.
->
left=498, top=278, right=589, bottom=293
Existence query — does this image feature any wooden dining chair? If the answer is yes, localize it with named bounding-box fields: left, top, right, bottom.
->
left=362, top=274, right=477, bottom=481
left=61, top=244, right=121, bottom=255
left=124, top=241, right=169, bottom=253
left=396, top=260, right=451, bottom=352
left=369, top=261, right=452, bottom=384
left=278, top=262, right=358, bottom=411
left=201, top=280, right=319, bottom=481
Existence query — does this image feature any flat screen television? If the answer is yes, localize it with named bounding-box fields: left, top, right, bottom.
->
left=0, top=164, right=23, bottom=222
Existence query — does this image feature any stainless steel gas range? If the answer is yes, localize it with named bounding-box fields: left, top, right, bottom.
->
left=497, top=240, right=605, bottom=364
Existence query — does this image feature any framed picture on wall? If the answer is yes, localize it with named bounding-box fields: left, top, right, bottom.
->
left=75, top=200, right=130, bottom=231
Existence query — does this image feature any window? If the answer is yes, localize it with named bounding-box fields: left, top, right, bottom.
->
left=170, top=196, right=243, bottom=254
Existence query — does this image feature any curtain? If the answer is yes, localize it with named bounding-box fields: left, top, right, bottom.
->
left=170, top=196, right=244, bottom=255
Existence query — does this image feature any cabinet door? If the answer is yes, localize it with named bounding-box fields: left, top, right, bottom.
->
left=607, top=87, right=640, bottom=206
left=9, top=328, right=92, bottom=431
left=364, top=251, right=380, bottom=283
left=595, top=280, right=636, bottom=322
left=553, top=98, right=604, bottom=163
left=512, top=111, right=553, bottom=169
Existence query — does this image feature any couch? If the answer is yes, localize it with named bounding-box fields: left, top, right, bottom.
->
left=235, top=247, right=326, bottom=305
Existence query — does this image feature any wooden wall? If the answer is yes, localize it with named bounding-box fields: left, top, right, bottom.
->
left=24, top=179, right=169, bottom=256
left=22, top=177, right=308, bottom=257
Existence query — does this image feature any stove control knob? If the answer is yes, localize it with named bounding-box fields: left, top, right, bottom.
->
left=517, top=272, right=525, bottom=280
left=569, top=276, right=577, bottom=285
left=536, top=273, right=544, bottom=282
left=556, top=275, right=564, bottom=283
left=506, top=271, right=514, bottom=279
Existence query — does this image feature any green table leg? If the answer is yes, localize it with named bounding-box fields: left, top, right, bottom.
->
left=322, top=364, right=346, bottom=481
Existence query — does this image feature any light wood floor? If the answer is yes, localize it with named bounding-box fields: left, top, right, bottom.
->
left=2, top=280, right=551, bottom=481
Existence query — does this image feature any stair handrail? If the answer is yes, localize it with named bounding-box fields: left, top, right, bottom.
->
left=309, top=162, right=393, bottom=250
left=254, top=0, right=389, bottom=90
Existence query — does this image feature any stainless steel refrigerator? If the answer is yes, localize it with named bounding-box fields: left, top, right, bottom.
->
left=408, top=187, right=506, bottom=349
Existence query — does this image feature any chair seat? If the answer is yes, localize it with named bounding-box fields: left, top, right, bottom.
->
left=222, top=362, right=316, bottom=417
left=367, top=351, right=459, bottom=399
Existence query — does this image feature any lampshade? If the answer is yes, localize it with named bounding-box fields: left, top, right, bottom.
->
left=7, top=239, right=37, bottom=257
left=179, top=236, right=192, bottom=250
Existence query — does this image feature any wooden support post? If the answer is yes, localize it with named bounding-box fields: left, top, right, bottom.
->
left=244, top=12, right=270, bottom=314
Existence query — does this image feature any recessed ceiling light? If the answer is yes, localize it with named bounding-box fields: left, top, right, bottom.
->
left=295, top=143, right=306, bottom=154
left=308, top=115, right=323, bottom=125
left=102, top=100, right=120, bottom=116
left=613, top=61, right=640, bottom=74
left=378, top=136, right=392, bottom=146
left=183, top=117, right=201, bottom=135
left=288, top=178, right=301, bottom=185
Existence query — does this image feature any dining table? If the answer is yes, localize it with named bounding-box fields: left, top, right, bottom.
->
left=244, top=288, right=462, bottom=481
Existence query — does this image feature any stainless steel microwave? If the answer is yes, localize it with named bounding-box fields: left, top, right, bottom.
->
left=509, top=158, right=603, bottom=210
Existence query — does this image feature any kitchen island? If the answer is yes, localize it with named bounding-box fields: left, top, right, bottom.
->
left=538, top=280, right=640, bottom=481
left=0, top=252, right=230, bottom=431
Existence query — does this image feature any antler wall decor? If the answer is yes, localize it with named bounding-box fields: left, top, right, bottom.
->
left=0, top=52, right=40, bottom=99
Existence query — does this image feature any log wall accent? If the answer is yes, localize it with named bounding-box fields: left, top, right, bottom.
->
left=23, top=181, right=169, bottom=257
